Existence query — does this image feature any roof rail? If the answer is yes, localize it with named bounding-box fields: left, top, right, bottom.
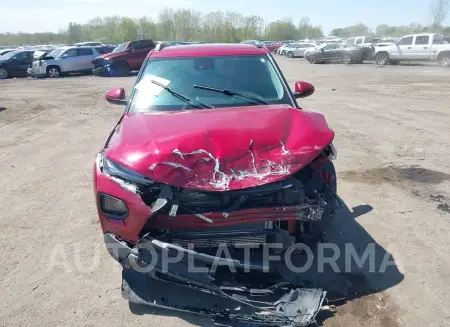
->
left=154, top=42, right=167, bottom=51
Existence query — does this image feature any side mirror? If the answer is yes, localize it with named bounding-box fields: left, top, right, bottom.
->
left=294, top=81, right=315, bottom=99
left=105, top=88, right=127, bottom=105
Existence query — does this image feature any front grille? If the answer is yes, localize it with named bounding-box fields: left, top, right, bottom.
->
left=168, top=222, right=273, bottom=249
left=177, top=189, right=279, bottom=213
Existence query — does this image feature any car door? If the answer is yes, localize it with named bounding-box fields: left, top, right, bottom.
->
left=8, top=51, right=33, bottom=76
left=127, top=40, right=155, bottom=70
left=323, top=43, right=340, bottom=60
left=293, top=44, right=306, bottom=56
left=412, top=35, right=430, bottom=60
left=76, top=47, right=96, bottom=70
left=390, top=36, right=414, bottom=60
left=59, top=48, right=79, bottom=72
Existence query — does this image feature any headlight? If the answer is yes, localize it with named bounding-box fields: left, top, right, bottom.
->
left=98, top=193, right=128, bottom=219
left=102, top=155, right=154, bottom=186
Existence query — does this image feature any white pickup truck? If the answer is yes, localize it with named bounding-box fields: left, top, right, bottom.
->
left=373, top=33, right=450, bottom=66
left=345, top=36, right=379, bottom=47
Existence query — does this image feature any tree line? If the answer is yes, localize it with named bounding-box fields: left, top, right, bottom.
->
left=0, top=4, right=449, bottom=46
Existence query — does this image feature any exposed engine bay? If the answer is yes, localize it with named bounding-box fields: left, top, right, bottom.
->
left=125, top=145, right=338, bottom=254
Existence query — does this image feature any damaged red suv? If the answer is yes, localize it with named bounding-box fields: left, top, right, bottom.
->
left=93, top=43, right=338, bottom=326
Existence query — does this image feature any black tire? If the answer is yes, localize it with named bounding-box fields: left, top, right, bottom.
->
left=308, top=55, right=318, bottom=64
left=287, top=51, right=294, bottom=58
left=375, top=52, right=389, bottom=65
left=46, top=66, right=60, bottom=78
left=0, top=68, right=8, bottom=79
left=438, top=53, right=450, bottom=67
left=341, top=53, right=352, bottom=65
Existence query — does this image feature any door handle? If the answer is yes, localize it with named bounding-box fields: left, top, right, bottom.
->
left=423, top=46, right=427, bottom=49
left=408, top=47, right=412, bottom=49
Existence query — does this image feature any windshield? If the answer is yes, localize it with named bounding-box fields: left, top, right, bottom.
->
left=129, top=55, right=290, bottom=112
left=113, top=42, right=128, bottom=53
left=48, top=48, right=65, bottom=58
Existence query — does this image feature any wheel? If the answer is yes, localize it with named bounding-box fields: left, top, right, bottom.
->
left=46, top=66, right=60, bottom=78
left=375, top=53, right=389, bottom=65
left=0, top=68, right=8, bottom=79
left=281, top=50, right=286, bottom=56
left=341, top=54, right=352, bottom=64
left=308, top=55, right=318, bottom=64
left=287, top=51, right=294, bottom=58
left=438, top=54, right=450, bottom=67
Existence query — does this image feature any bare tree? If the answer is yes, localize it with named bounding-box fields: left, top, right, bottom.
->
left=431, top=0, right=450, bottom=31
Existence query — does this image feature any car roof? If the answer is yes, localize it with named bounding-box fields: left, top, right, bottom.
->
left=148, top=43, right=268, bottom=58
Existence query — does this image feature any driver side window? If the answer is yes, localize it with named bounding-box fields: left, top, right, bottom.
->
left=398, top=36, right=413, bottom=46
left=62, top=49, right=78, bottom=58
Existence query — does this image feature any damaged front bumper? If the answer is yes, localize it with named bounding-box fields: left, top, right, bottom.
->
left=111, top=233, right=327, bottom=326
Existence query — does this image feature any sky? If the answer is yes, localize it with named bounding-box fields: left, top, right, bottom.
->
left=1, top=0, right=449, bottom=34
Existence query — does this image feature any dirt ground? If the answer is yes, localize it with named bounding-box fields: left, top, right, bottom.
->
left=1, top=57, right=449, bottom=327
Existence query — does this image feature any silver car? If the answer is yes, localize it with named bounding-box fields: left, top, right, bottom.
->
left=28, top=46, right=101, bottom=78
left=285, top=43, right=317, bottom=58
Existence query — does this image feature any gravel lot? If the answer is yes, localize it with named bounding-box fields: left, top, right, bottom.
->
left=1, top=57, right=449, bottom=327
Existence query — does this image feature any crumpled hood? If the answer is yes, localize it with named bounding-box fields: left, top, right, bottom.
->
left=105, top=105, right=334, bottom=191
left=97, top=51, right=125, bottom=60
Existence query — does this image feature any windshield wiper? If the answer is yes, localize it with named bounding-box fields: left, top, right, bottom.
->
left=193, top=84, right=268, bottom=105
left=150, top=80, right=214, bottom=109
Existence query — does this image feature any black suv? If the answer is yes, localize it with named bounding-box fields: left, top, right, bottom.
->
left=0, top=50, right=35, bottom=79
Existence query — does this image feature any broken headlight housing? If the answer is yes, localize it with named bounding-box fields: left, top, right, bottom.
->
left=98, top=153, right=154, bottom=191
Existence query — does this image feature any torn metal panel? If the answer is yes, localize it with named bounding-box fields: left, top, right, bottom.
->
left=104, top=105, right=335, bottom=191
left=121, top=236, right=327, bottom=326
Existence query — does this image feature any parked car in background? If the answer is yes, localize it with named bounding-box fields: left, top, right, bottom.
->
left=95, top=45, right=115, bottom=54
left=285, top=42, right=317, bottom=58
left=345, top=36, right=380, bottom=47
left=344, top=36, right=380, bottom=60
left=276, top=43, right=297, bottom=55
left=304, top=42, right=338, bottom=58
left=0, top=50, right=35, bottom=79
left=240, top=40, right=263, bottom=46
left=74, top=41, right=103, bottom=46
left=28, top=46, right=102, bottom=78
left=0, top=48, right=17, bottom=57
left=306, top=43, right=363, bottom=64
left=262, top=41, right=282, bottom=52
left=373, top=33, right=450, bottom=66
left=92, top=39, right=156, bottom=77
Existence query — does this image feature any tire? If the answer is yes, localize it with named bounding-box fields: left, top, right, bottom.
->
left=0, top=68, right=8, bottom=79
left=308, top=55, right=318, bottom=64
left=375, top=52, right=389, bottom=65
left=287, top=51, right=294, bottom=58
left=341, top=54, right=352, bottom=64
left=46, top=66, right=60, bottom=78
left=438, top=53, right=450, bottom=67
left=281, top=50, right=286, bottom=56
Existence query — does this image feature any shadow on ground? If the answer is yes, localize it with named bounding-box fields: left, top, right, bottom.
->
left=128, top=198, right=404, bottom=326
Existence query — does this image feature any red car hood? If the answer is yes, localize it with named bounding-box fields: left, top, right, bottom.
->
left=96, top=51, right=125, bottom=60
left=105, top=105, right=334, bottom=191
